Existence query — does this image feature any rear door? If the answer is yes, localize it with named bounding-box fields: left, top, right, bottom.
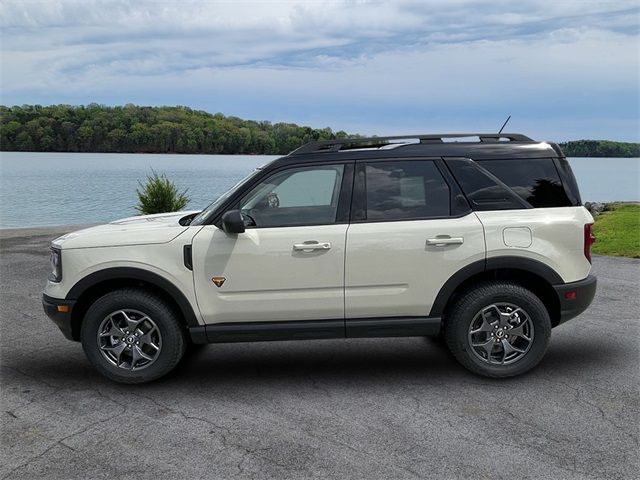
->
left=345, top=158, right=485, bottom=318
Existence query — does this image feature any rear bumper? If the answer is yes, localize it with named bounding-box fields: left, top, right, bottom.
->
left=43, top=294, right=76, bottom=341
left=553, top=275, right=597, bottom=325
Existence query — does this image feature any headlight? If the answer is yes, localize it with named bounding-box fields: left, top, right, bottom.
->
left=49, top=247, right=62, bottom=282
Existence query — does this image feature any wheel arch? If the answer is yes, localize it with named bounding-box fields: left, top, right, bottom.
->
left=66, top=267, right=200, bottom=341
left=430, top=257, right=563, bottom=327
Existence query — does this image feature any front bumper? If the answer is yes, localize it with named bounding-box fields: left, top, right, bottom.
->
left=553, top=275, right=597, bottom=325
left=43, top=294, right=76, bottom=340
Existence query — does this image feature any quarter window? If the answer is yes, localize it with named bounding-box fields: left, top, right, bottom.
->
left=478, top=159, right=572, bottom=208
left=364, top=160, right=450, bottom=221
left=239, top=165, right=344, bottom=228
left=446, top=159, right=524, bottom=211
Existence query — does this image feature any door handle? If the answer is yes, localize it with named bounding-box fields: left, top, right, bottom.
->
left=293, top=241, right=332, bottom=252
left=426, top=237, right=464, bottom=247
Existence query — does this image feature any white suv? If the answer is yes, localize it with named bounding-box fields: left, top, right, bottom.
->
left=43, top=133, right=597, bottom=383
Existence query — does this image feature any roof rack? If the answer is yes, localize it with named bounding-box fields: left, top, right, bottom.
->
left=289, top=133, right=534, bottom=156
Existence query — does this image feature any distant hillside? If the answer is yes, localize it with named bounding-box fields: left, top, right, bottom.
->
left=558, top=140, right=639, bottom=158
left=0, top=104, right=352, bottom=155
left=1, top=104, right=638, bottom=157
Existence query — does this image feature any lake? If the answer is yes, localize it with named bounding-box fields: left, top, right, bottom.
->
left=0, top=152, right=638, bottom=228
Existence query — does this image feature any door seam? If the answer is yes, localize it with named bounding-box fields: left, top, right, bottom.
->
left=343, top=223, right=350, bottom=336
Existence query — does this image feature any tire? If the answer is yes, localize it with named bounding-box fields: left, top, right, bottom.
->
left=81, top=289, right=186, bottom=384
left=444, top=281, right=551, bottom=378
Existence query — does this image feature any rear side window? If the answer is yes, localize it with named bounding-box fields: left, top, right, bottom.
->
left=364, top=160, right=450, bottom=221
left=478, top=159, right=573, bottom=208
left=446, top=159, right=525, bottom=211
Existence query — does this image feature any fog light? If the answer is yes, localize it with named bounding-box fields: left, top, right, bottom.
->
left=564, top=291, right=577, bottom=301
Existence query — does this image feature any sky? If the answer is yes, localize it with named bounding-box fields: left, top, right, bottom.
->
left=1, top=0, right=639, bottom=141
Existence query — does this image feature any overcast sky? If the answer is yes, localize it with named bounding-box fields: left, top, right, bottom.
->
left=1, top=0, right=638, bottom=141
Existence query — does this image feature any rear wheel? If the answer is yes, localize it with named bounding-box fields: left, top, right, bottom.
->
left=444, top=282, right=551, bottom=378
left=81, top=289, right=186, bottom=383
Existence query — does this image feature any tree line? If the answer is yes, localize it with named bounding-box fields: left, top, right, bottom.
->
left=558, top=140, right=639, bottom=158
left=0, top=104, right=352, bottom=155
left=1, top=104, right=638, bottom=157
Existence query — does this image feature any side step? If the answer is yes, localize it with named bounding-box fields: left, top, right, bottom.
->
left=346, top=317, right=441, bottom=338
left=189, top=317, right=442, bottom=344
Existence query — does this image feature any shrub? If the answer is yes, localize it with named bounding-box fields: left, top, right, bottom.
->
left=136, top=170, right=190, bottom=214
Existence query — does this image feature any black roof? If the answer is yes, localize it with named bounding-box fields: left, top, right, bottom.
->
left=268, top=133, right=563, bottom=169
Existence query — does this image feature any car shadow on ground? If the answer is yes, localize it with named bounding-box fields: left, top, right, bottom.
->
left=5, top=335, right=623, bottom=393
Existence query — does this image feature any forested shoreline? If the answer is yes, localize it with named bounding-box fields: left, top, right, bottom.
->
left=557, top=140, right=639, bottom=158
left=1, top=104, right=638, bottom=157
left=0, top=104, right=351, bottom=155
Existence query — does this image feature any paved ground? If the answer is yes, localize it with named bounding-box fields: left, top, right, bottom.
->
left=1, top=227, right=638, bottom=480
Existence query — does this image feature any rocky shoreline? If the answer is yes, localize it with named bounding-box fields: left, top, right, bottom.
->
left=584, top=201, right=639, bottom=216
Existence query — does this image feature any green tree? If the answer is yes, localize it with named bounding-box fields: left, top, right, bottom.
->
left=77, top=124, right=93, bottom=150
left=14, top=131, right=34, bottom=150
left=136, top=170, right=190, bottom=215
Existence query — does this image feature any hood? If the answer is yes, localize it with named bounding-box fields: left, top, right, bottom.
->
left=52, top=210, right=200, bottom=250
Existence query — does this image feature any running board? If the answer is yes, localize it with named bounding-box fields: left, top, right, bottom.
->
left=189, top=317, right=442, bottom=344
left=345, top=317, right=441, bottom=338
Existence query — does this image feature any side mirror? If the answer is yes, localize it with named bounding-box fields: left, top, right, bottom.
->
left=221, top=210, right=245, bottom=234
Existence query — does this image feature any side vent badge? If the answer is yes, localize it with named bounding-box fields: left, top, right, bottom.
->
left=212, top=276, right=226, bottom=288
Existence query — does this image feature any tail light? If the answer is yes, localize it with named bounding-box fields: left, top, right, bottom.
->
left=584, top=223, right=596, bottom=263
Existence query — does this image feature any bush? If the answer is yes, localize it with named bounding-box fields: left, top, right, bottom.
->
left=136, top=170, right=190, bottom=215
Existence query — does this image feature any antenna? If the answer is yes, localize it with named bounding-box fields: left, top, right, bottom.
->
left=498, top=115, right=511, bottom=134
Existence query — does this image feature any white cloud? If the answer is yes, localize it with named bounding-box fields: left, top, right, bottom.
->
left=0, top=0, right=638, bottom=139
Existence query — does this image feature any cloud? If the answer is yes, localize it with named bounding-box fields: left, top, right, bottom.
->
left=1, top=0, right=638, bottom=140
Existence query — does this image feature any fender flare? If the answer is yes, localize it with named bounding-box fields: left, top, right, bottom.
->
left=429, top=256, right=563, bottom=317
left=66, top=267, right=200, bottom=327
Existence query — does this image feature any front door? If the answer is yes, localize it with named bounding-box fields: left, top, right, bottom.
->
left=192, top=163, right=351, bottom=324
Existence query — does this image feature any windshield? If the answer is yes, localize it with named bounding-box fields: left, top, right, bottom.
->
left=190, top=168, right=263, bottom=226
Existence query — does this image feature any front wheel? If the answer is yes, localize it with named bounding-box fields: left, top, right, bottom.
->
left=444, top=282, right=551, bottom=378
left=81, top=289, right=186, bottom=383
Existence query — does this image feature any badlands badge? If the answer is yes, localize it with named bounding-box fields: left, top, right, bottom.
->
left=212, top=276, right=226, bottom=288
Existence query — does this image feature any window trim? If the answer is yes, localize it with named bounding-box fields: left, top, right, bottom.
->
left=215, top=161, right=355, bottom=230
left=350, top=157, right=469, bottom=224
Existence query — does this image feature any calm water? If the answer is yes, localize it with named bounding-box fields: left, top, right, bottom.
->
left=0, top=152, right=638, bottom=228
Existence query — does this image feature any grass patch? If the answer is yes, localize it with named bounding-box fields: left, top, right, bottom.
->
left=592, top=203, right=640, bottom=258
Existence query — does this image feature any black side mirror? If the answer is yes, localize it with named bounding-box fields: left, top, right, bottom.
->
left=221, top=210, right=245, bottom=234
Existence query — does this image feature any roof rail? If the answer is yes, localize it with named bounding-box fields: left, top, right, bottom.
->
left=289, top=133, right=534, bottom=156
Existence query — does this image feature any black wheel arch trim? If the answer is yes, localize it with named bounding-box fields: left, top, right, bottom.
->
left=429, top=256, right=564, bottom=317
left=485, top=256, right=563, bottom=284
left=65, top=267, right=200, bottom=328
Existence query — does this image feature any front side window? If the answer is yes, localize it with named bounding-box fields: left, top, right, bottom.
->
left=239, top=165, right=344, bottom=227
left=191, top=168, right=263, bottom=226
left=364, top=160, right=450, bottom=221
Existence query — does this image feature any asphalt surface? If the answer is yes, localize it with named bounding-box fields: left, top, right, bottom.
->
left=1, top=226, right=638, bottom=480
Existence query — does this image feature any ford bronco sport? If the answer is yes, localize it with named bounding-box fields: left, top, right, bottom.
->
left=43, top=133, right=597, bottom=383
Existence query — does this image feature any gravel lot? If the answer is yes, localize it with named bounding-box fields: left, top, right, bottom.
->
left=1, top=226, right=638, bottom=479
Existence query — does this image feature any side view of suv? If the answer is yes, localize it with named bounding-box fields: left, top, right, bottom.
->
left=43, top=133, right=597, bottom=383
